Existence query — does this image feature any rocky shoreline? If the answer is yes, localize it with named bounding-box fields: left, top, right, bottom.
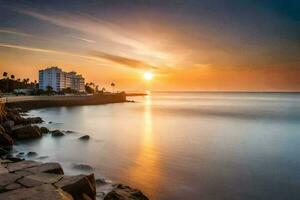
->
left=0, top=106, right=149, bottom=200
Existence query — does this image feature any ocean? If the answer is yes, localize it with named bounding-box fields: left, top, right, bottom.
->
left=14, top=92, right=300, bottom=200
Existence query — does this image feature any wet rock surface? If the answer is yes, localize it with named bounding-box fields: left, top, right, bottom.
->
left=78, top=135, right=90, bottom=140
left=51, top=130, right=65, bottom=137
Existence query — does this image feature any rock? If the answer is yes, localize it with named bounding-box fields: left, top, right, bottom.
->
left=65, top=130, right=75, bottom=134
left=0, top=184, right=74, bottom=200
left=72, top=164, right=94, bottom=171
left=55, top=174, right=96, bottom=200
left=0, top=130, right=14, bottom=146
left=4, top=182, right=23, bottom=191
left=95, top=178, right=106, bottom=186
left=27, top=151, right=38, bottom=157
left=26, top=173, right=64, bottom=184
left=104, top=184, right=149, bottom=200
left=51, top=130, right=65, bottom=137
left=0, top=173, right=22, bottom=187
left=40, top=127, right=50, bottom=134
left=78, top=135, right=90, bottom=140
left=0, top=147, right=9, bottom=156
left=25, top=162, right=64, bottom=175
left=0, top=125, right=5, bottom=133
left=49, top=121, right=53, bottom=124
left=5, top=155, right=24, bottom=162
left=6, top=160, right=42, bottom=172
left=37, top=156, right=49, bottom=160
left=12, top=125, right=42, bottom=139
left=2, top=120, right=15, bottom=129
left=25, top=117, right=43, bottom=124
left=0, top=165, right=9, bottom=174
left=17, top=176, right=44, bottom=187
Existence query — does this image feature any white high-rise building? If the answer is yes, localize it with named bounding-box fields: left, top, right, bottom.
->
left=39, top=67, right=85, bottom=92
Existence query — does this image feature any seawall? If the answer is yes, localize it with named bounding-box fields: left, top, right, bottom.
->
left=2, top=93, right=127, bottom=110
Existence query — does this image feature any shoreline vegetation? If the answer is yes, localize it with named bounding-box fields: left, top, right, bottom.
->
left=0, top=98, right=149, bottom=200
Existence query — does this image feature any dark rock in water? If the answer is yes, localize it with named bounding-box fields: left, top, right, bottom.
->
left=37, top=156, right=49, bottom=160
left=78, top=135, right=90, bottom=140
left=27, top=151, right=38, bottom=157
left=16, top=152, right=25, bottom=158
left=51, top=130, right=65, bottom=137
left=0, top=184, right=73, bottom=200
left=11, top=125, right=42, bottom=139
left=0, top=129, right=14, bottom=146
left=55, top=173, right=96, bottom=200
left=72, top=164, right=94, bottom=171
left=5, top=155, right=24, bottom=162
left=95, top=178, right=106, bottom=186
left=65, top=130, right=75, bottom=134
left=104, top=184, right=149, bottom=200
left=48, top=121, right=53, bottom=124
left=39, top=127, right=50, bottom=134
left=24, top=117, right=43, bottom=124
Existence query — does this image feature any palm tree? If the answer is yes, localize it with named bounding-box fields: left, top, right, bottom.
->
left=3, top=72, right=8, bottom=78
left=111, top=82, right=115, bottom=93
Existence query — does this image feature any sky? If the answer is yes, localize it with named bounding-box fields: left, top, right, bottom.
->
left=0, top=0, right=299, bottom=91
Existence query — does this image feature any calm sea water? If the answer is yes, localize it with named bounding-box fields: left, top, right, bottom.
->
left=14, top=92, right=300, bottom=200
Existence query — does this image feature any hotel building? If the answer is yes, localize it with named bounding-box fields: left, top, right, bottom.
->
left=39, top=67, right=85, bottom=92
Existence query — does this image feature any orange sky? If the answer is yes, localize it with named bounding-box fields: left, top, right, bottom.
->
left=0, top=1, right=300, bottom=91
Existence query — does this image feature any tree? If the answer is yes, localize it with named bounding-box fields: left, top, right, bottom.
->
left=45, top=85, right=53, bottom=95
left=85, top=83, right=94, bottom=94
left=111, top=82, right=115, bottom=93
left=3, top=72, right=8, bottom=78
left=10, top=75, right=15, bottom=80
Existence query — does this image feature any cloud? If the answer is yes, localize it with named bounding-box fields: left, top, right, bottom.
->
left=12, top=8, right=147, bottom=51
left=0, top=43, right=157, bottom=70
left=91, top=51, right=158, bottom=70
left=0, top=29, right=33, bottom=37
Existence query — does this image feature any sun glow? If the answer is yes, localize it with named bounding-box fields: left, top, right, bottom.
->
left=144, top=72, right=153, bottom=81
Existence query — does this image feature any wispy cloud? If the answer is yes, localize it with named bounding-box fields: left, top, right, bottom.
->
left=12, top=8, right=147, bottom=51
left=92, top=51, right=158, bottom=70
left=72, top=36, right=95, bottom=43
left=0, top=43, right=157, bottom=70
left=0, top=29, right=33, bottom=37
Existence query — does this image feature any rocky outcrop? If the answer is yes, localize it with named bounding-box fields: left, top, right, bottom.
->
left=104, top=184, right=149, bottom=200
left=0, top=129, right=14, bottom=146
left=11, top=125, right=42, bottom=139
left=51, top=130, right=65, bottom=137
left=39, top=127, right=50, bottom=134
left=78, top=135, right=90, bottom=140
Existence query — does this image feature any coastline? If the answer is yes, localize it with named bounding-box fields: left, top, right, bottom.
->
left=0, top=102, right=149, bottom=199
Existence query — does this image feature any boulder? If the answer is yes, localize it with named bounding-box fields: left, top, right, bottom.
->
left=0, top=184, right=74, bottom=200
left=51, top=130, right=65, bottom=137
left=2, top=120, right=15, bottom=129
left=12, top=125, right=42, bottom=139
left=55, top=174, right=96, bottom=200
left=40, top=127, right=50, bottom=134
left=0, top=131, right=14, bottom=146
left=6, top=160, right=42, bottom=172
left=0, top=147, right=9, bottom=156
left=25, top=117, right=43, bottom=124
left=78, top=135, right=90, bottom=140
left=26, top=162, right=64, bottom=175
left=72, top=164, right=94, bottom=171
left=0, top=125, right=5, bottom=133
left=27, top=151, right=38, bottom=157
left=104, top=184, right=149, bottom=200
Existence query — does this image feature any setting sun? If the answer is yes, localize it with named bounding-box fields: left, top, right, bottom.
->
left=144, top=72, right=153, bottom=81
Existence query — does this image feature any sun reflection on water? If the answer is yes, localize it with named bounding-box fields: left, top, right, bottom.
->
left=126, top=95, right=162, bottom=199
